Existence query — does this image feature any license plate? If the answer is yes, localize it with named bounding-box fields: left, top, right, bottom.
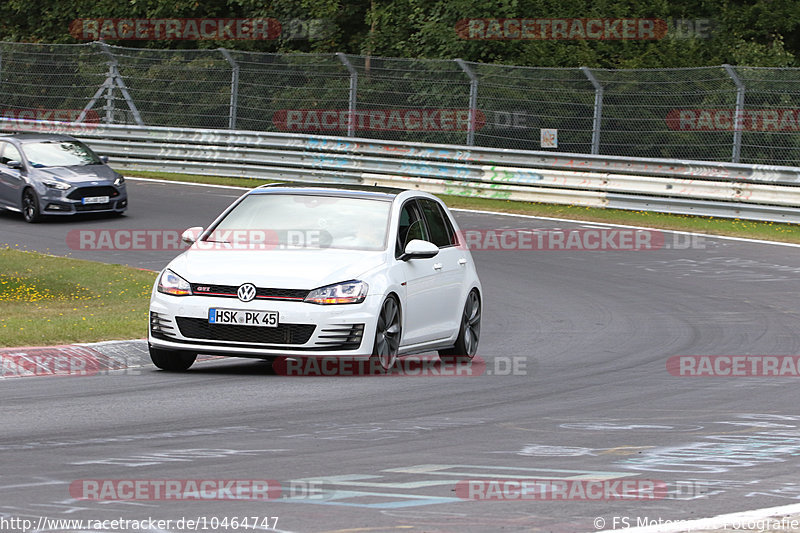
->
left=82, top=196, right=109, bottom=205
left=208, top=308, right=279, bottom=327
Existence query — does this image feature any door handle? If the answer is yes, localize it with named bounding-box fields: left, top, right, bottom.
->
left=458, top=258, right=467, bottom=265
left=433, top=263, right=443, bottom=270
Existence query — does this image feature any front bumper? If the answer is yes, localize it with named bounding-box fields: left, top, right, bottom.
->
left=39, top=185, right=127, bottom=215
left=149, top=291, right=381, bottom=358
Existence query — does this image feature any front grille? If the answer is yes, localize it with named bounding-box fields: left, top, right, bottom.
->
left=75, top=202, right=113, bottom=211
left=67, top=186, right=119, bottom=200
left=315, top=324, right=365, bottom=350
left=176, top=317, right=315, bottom=345
left=190, top=284, right=309, bottom=301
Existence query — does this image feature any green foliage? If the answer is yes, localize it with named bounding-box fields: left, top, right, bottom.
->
left=1, top=0, right=799, bottom=68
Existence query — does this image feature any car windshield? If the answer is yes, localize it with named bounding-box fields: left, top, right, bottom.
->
left=22, top=140, right=102, bottom=168
left=205, top=193, right=392, bottom=251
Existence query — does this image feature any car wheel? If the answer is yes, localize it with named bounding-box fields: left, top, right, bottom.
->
left=22, top=189, right=41, bottom=223
left=371, top=296, right=401, bottom=371
left=149, top=345, right=197, bottom=371
left=439, top=290, right=481, bottom=364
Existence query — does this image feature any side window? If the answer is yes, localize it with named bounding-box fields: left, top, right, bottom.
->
left=419, top=199, right=456, bottom=248
left=395, top=200, right=426, bottom=257
left=0, top=142, right=22, bottom=166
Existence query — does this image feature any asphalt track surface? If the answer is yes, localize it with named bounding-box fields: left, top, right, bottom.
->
left=2, top=179, right=800, bottom=533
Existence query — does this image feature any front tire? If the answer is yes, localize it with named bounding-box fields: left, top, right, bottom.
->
left=439, top=290, right=481, bottom=364
left=22, top=189, right=41, bottom=223
left=149, top=345, right=197, bottom=371
left=371, top=296, right=401, bottom=372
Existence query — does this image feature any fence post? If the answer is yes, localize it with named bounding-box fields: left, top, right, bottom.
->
left=104, top=61, right=115, bottom=124
left=336, top=53, right=358, bottom=137
left=581, top=66, right=603, bottom=155
left=98, top=42, right=144, bottom=125
left=723, top=64, right=745, bottom=164
left=219, top=48, right=239, bottom=130
left=455, top=59, right=478, bottom=146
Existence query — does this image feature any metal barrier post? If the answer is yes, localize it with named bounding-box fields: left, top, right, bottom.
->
left=723, top=64, right=745, bottom=164
left=336, top=53, right=358, bottom=137
left=455, top=59, right=478, bottom=146
left=219, top=48, right=239, bottom=130
left=581, top=66, right=604, bottom=155
left=104, top=61, right=115, bottom=124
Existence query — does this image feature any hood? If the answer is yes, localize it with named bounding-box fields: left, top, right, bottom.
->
left=32, top=164, right=119, bottom=184
left=168, top=247, right=388, bottom=290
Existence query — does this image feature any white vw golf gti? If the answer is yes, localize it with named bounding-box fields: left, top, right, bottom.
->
left=148, top=184, right=482, bottom=371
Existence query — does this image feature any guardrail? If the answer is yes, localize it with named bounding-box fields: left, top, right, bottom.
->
left=3, top=118, right=800, bottom=223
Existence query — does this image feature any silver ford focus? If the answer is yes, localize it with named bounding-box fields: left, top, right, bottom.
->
left=0, top=133, right=127, bottom=222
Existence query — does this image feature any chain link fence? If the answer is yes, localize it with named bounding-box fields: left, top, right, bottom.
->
left=2, top=41, right=800, bottom=164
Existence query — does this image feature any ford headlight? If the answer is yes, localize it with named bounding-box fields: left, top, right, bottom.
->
left=42, top=180, right=70, bottom=190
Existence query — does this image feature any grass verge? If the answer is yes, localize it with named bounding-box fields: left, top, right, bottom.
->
left=0, top=247, right=156, bottom=347
left=122, top=169, right=800, bottom=244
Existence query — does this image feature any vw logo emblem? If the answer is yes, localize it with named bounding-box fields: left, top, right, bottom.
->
left=237, top=283, right=257, bottom=302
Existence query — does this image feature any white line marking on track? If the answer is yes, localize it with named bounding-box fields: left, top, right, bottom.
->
left=451, top=207, right=800, bottom=249
left=125, top=176, right=251, bottom=190
left=0, top=481, right=65, bottom=491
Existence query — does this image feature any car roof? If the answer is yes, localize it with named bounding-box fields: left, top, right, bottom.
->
left=250, top=182, right=409, bottom=199
left=0, top=133, right=77, bottom=143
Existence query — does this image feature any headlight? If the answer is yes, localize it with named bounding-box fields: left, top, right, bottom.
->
left=305, top=280, right=368, bottom=305
left=157, top=269, right=192, bottom=296
left=113, top=175, right=125, bottom=186
left=42, top=180, right=70, bottom=190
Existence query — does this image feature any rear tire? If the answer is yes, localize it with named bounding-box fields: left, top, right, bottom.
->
left=149, top=345, right=197, bottom=371
left=22, top=189, right=41, bottom=223
left=439, top=290, right=481, bottom=364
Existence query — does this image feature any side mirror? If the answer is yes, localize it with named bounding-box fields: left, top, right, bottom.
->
left=399, top=239, right=439, bottom=261
left=6, top=160, right=22, bottom=169
left=99, top=155, right=109, bottom=164
left=181, top=226, right=204, bottom=245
